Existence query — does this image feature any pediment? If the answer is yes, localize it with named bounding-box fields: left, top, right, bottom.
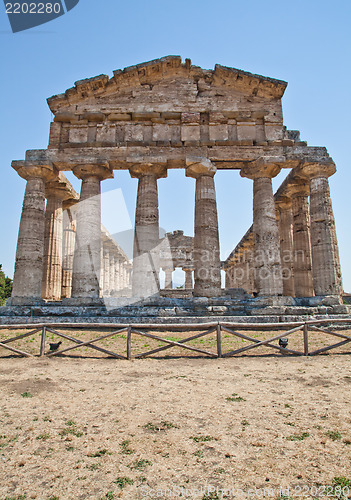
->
left=47, top=56, right=287, bottom=115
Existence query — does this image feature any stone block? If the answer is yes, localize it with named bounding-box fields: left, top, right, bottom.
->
left=48, top=122, right=61, bottom=148
left=209, top=124, right=228, bottom=141
left=162, top=112, right=181, bottom=120
left=133, top=112, right=160, bottom=121
left=331, top=305, right=350, bottom=314
left=321, top=296, right=342, bottom=306
left=153, top=124, right=171, bottom=141
left=69, top=127, right=88, bottom=143
left=209, top=112, right=227, bottom=123
left=181, top=125, right=200, bottom=142
left=181, top=112, right=200, bottom=123
left=107, top=113, right=131, bottom=121
left=254, top=306, right=287, bottom=315
left=264, top=123, right=284, bottom=141
left=96, top=125, right=116, bottom=143
left=81, top=112, right=105, bottom=122
left=237, top=122, right=256, bottom=141
left=125, top=124, right=144, bottom=142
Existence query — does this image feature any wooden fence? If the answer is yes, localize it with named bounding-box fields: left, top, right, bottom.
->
left=0, top=319, right=351, bottom=359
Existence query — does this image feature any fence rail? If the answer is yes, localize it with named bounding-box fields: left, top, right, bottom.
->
left=0, top=319, right=351, bottom=359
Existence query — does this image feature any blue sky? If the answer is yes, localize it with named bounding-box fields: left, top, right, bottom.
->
left=1, top=0, right=350, bottom=290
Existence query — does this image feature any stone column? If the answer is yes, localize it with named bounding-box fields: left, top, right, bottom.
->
left=186, top=158, right=221, bottom=297
left=41, top=185, right=68, bottom=301
left=126, top=264, right=132, bottom=289
left=183, top=268, right=193, bottom=289
left=61, top=203, right=77, bottom=299
left=11, top=162, right=56, bottom=300
left=276, top=196, right=295, bottom=297
left=164, top=268, right=173, bottom=289
left=103, top=247, right=110, bottom=296
left=288, top=180, right=314, bottom=297
left=109, top=252, right=116, bottom=296
left=130, top=164, right=167, bottom=297
left=71, top=163, right=113, bottom=299
left=114, top=256, right=120, bottom=291
left=299, top=162, right=343, bottom=296
left=240, top=162, right=283, bottom=296
left=99, top=245, right=104, bottom=298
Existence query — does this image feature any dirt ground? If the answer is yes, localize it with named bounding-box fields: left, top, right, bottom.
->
left=1, top=349, right=351, bottom=499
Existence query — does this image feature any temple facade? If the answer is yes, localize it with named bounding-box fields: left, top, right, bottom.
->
left=5, top=56, right=348, bottom=321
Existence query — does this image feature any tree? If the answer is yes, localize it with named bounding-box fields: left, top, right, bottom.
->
left=0, top=265, right=12, bottom=305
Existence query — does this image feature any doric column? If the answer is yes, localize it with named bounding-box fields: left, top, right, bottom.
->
left=114, top=256, right=121, bottom=291
left=130, top=164, right=167, bottom=297
left=11, top=162, right=56, bottom=300
left=103, top=246, right=110, bottom=296
left=298, top=162, right=343, bottom=296
left=186, top=158, right=221, bottom=298
left=126, top=264, right=132, bottom=289
left=183, top=268, right=193, bottom=289
left=61, top=205, right=77, bottom=299
left=240, top=162, right=283, bottom=296
left=99, top=245, right=104, bottom=298
left=288, top=180, right=314, bottom=297
left=71, top=163, right=113, bottom=299
left=276, top=196, right=295, bottom=297
left=108, top=252, right=115, bottom=296
left=164, top=268, right=173, bottom=289
left=41, top=183, right=69, bottom=301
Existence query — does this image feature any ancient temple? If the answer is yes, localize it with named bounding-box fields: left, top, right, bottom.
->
left=3, top=56, right=349, bottom=322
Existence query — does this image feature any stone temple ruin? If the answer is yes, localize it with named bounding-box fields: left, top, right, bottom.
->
left=1, top=56, right=350, bottom=323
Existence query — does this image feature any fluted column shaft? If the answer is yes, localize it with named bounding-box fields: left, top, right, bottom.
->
left=186, top=158, right=221, bottom=298
left=11, top=163, right=55, bottom=299
left=276, top=198, right=295, bottom=297
left=114, top=256, right=120, bottom=291
left=103, top=248, right=110, bottom=296
left=299, top=163, right=342, bottom=296
left=42, top=190, right=66, bottom=301
left=62, top=207, right=77, bottom=299
left=109, top=253, right=116, bottom=295
left=241, top=163, right=283, bottom=296
left=130, top=165, right=167, bottom=297
left=290, top=182, right=314, bottom=297
left=72, top=164, right=113, bottom=299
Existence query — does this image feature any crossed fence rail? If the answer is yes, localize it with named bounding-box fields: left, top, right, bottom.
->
left=0, top=319, right=351, bottom=359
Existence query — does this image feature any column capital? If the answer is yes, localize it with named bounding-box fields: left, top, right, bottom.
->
left=295, top=160, right=336, bottom=180
left=129, top=163, right=167, bottom=179
left=46, top=172, right=80, bottom=202
left=63, top=198, right=79, bottom=211
left=275, top=195, right=292, bottom=210
left=240, top=160, right=281, bottom=180
left=185, top=157, right=216, bottom=178
left=12, top=160, right=56, bottom=182
left=72, top=162, right=113, bottom=181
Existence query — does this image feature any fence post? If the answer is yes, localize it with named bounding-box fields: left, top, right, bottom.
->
left=127, top=326, right=132, bottom=360
left=216, top=323, right=222, bottom=358
left=303, top=323, right=309, bottom=356
left=40, top=326, right=46, bottom=357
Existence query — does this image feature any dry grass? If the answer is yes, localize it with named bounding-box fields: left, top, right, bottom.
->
left=0, top=349, right=351, bottom=499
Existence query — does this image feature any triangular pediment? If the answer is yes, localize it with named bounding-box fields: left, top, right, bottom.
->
left=47, top=56, right=287, bottom=114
